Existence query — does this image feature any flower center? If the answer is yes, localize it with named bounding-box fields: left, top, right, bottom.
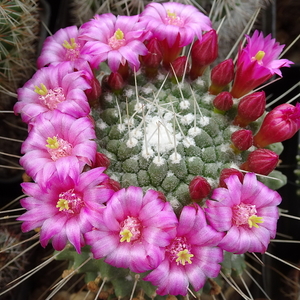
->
left=232, top=203, right=264, bottom=228
left=119, top=216, right=142, bottom=242
left=108, top=28, right=126, bottom=50
left=56, top=189, right=83, bottom=214
left=34, top=83, right=66, bottom=110
left=252, top=50, right=265, bottom=65
left=165, top=10, right=184, bottom=27
left=166, top=237, right=194, bottom=266
left=63, top=38, right=80, bottom=61
left=46, top=136, right=73, bottom=161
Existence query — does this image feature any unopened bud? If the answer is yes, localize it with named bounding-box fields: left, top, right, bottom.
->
left=253, top=103, right=300, bottom=148
left=92, top=152, right=110, bottom=169
left=107, top=72, right=124, bottom=91
left=209, top=59, right=234, bottom=95
left=219, top=168, right=244, bottom=188
left=189, top=176, right=212, bottom=201
left=239, top=149, right=279, bottom=175
left=142, top=38, right=162, bottom=68
left=213, top=91, right=233, bottom=113
left=190, top=30, right=218, bottom=80
left=231, top=129, right=253, bottom=152
left=170, top=56, right=189, bottom=80
left=233, top=91, right=266, bottom=127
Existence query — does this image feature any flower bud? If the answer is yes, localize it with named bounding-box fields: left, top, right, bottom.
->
left=190, top=30, right=218, bottom=80
left=209, top=59, right=234, bottom=95
left=219, top=168, right=244, bottom=188
left=233, top=91, right=266, bottom=127
left=253, top=103, right=300, bottom=148
left=101, top=178, right=121, bottom=192
left=189, top=176, right=211, bottom=201
left=85, top=75, right=102, bottom=107
left=107, top=72, right=124, bottom=91
left=213, top=91, right=233, bottom=113
left=239, top=149, right=279, bottom=175
left=170, top=56, right=189, bottom=80
left=231, top=129, right=253, bottom=152
left=92, top=152, right=111, bottom=169
left=141, top=38, right=163, bottom=68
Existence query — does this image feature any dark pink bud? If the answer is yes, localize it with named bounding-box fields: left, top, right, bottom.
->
left=101, top=178, right=121, bottom=192
left=170, top=56, right=189, bottom=79
left=253, top=103, right=300, bottom=148
left=219, top=168, right=244, bottom=188
left=209, top=59, right=234, bottom=95
left=233, top=91, right=266, bottom=127
left=85, top=75, right=102, bottom=107
left=107, top=72, right=124, bottom=91
left=231, top=129, right=253, bottom=151
left=189, top=176, right=211, bottom=201
left=213, top=91, right=233, bottom=112
left=142, top=38, right=163, bottom=68
left=239, top=149, right=279, bottom=175
left=190, top=30, right=218, bottom=80
left=92, top=152, right=110, bottom=169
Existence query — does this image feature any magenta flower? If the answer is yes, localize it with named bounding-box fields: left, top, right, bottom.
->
left=205, top=173, right=282, bottom=254
left=85, top=187, right=178, bottom=273
left=78, top=14, right=149, bottom=72
left=20, top=111, right=97, bottom=185
left=230, top=30, right=293, bottom=98
left=37, top=26, right=86, bottom=68
left=253, top=103, right=300, bottom=148
left=18, top=166, right=115, bottom=253
left=14, top=62, right=91, bottom=123
left=140, top=2, right=212, bottom=48
left=140, top=2, right=212, bottom=66
left=143, top=205, right=224, bottom=296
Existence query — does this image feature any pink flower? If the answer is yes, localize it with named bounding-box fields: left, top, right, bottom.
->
left=253, top=103, right=300, bottom=148
left=20, top=111, right=97, bottom=185
left=230, top=30, right=293, bottom=98
left=14, top=62, right=91, bottom=123
left=18, top=166, right=115, bottom=253
left=143, top=205, right=224, bottom=296
left=140, top=2, right=211, bottom=48
left=205, top=173, right=282, bottom=254
left=78, top=14, right=149, bottom=72
left=140, top=2, right=212, bottom=66
left=37, top=26, right=86, bottom=68
left=85, top=187, right=178, bottom=273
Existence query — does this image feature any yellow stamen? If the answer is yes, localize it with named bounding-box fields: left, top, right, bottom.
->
left=56, top=199, right=69, bottom=211
left=46, top=136, right=59, bottom=149
left=63, top=38, right=77, bottom=49
left=34, top=83, right=48, bottom=96
left=167, top=10, right=177, bottom=18
left=114, top=28, right=124, bottom=40
left=120, top=229, right=133, bottom=242
left=254, top=50, right=265, bottom=62
left=176, top=249, right=194, bottom=266
left=248, top=215, right=264, bottom=228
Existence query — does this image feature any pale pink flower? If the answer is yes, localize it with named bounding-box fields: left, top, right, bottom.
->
left=20, top=111, right=97, bottom=185
left=37, top=26, right=86, bottom=68
left=231, top=30, right=293, bottom=98
left=140, top=2, right=212, bottom=47
left=78, top=14, right=149, bottom=72
left=205, top=173, right=282, bottom=254
left=18, top=166, right=115, bottom=253
left=14, top=62, right=91, bottom=123
left=143, top=204, right=224, bottom=296
left=85, top=186, right=178, bottom=273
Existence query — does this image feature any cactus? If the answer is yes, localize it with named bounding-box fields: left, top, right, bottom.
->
left=1, top=1, right=300, bottom=299
left=0, top=0, right=40, bottom=106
